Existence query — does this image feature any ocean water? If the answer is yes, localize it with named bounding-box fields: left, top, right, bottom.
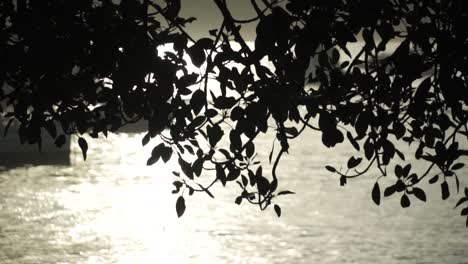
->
left=1, top=129, right=467, bottom=264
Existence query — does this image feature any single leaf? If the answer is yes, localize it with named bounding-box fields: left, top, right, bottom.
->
left=346, top=131, right=360, bottom=151
left=147, top=156, right=158, bottom=166
left=355, top=112, right=369, bottom=138
left=256, top=176, right=270, bottom=196
left=340, top=176, right=347, bottom=186
left=216, top=164, right=227, bottom=186
left=413, top=187, right=427, bottom=202
left=347, top=156, right=362, bottom=169
left=454, top=197, right=468, bottom=209
left=371, top=182, right=381, bottom=206
left=395, top=165, right=403, bottom=178
left=451, top=163, right=465, bottom=170
left=277, top=190, right=295, bottom=196
left=384, top=185, right=396, bottom=197
left=428, top=174, right=439, bottom=184
left=274, top=204, right=281, bottom=217
left=78, top=137, right=88, bottom=161
left=176, top=196, right=186, bottom=217
left=401, top=194, right=411, bottom=208
left=142, top=133, right=150, bottom=146
left=235, top=196, right=242, bottom=205
left=461, top=207, right=468, bottom=216
left=325, top=165, right=336, bottom=173
left=161, top=146, right=173, bottom=163
left=441, top=181, right=450, bottom=200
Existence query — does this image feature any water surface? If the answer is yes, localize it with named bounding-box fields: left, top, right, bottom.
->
left=1, top=131, right=467, bottom=263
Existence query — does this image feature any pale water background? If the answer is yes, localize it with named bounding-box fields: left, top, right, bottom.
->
left=1, top=129, right=468, bottom=264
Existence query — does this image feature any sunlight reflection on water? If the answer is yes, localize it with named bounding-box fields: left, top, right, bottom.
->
left=1, top=131, right=468, bottom=263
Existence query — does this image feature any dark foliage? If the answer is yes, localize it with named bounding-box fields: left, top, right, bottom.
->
left=1, top=0, right=468, bottom=223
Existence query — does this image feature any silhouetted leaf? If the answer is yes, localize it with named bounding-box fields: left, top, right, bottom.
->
left=401, top=194, right=410, bottom=208
left=455, top=197, right=468, bottom=209
left=347, top=131, right=360, bottom=151
left=227, top=167, right=241, bottom=181
left=372, top=182, right=381, bottom=205
left=325, top=165, right=336, bottom=173
left=179, top=157, right=193, bottom=179
left=241, top=175, right=248, bottom=187
left=161, top=146, right=173, bottom=163
left=428, top=175, right=439, bottom=184
left=216, top=164, right=226, bottom=186
left=395, top=149, right=405, bottom=161
left=340, top=176, right=347, bottom=186
left=207, top=124, right=223, bottom=147
left=461, top=207, right=468, bottom=216
left=257, top=176, right=270, bottom=196
left=413, top=187, right=427, bottom=202
left=277, top=190, right=295, bottom=196
left=147, top=156, right=158, bottom=166
left=78, top=137, right=88, bottom=161
left=451, top=163, right=465, bottom=170
left=395, top=165, right=403, bottom=178
left=441, top=181, right=450, bottom=200
left=384, top=185, right=396, bottom=197
left=364, top=139, right=374, bottom=160
left=176, top=196, right=186, bottom=217
left=187, top=43, right=206, bottom=67
left=205, top=109, right=218, bottom=118
left=235, top=196, right=242, bottom=205
left=347, top=156, right=362, bottom=169
left=355, top=112, right=369, bottom=138
left=142, top=133, right=150, bottom=146
left=402, top=164, right=411, bottom=177
left=274, top=204, right=281, bottom=217
left=285, top=127, right=299, bottom=137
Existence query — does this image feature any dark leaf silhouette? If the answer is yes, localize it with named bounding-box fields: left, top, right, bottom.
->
left=277, top=190, right=295, bottom=196
left=461, top=207, right=468, bottom=217
left=441, top=181, right=450, bottom=200
left=347, top=131, right=360, bottom=151
left=429, top=175, right=439, bottom=184
left=78, top=137, right=88, bottom=161
left=413, top=188, right=427, bottom=202
left=347, top=157, right=362, bottom=169
left=1, top=0, right=468, bottom=226
left=274, top=204, right=281, bottom=217
left=142, top=133, right=150, bottom=146
left=325, top=166, right=336, bottom=173
left=176, top=196, right=186, bottom=217
left=401, top=194, right=411, bottom=208
left=371, top=182, right=381, bottom=206
left=451, top=163, right=465, bottom=170
left=455, top=197, right=468, bottom=209
left=384, top=185, right=396, bottom=197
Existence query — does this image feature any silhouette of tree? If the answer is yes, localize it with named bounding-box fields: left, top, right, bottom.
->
left=1, top=0, right=468, bottom=224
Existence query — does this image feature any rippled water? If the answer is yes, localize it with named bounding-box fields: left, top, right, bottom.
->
left=1, top=130, right=468, bottom=264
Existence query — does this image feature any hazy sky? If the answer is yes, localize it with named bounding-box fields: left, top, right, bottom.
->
left=179, top=0, right=259, bottom=40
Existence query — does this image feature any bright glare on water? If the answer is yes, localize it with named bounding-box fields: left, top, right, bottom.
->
left=1, top=130, right=468, bottom=264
